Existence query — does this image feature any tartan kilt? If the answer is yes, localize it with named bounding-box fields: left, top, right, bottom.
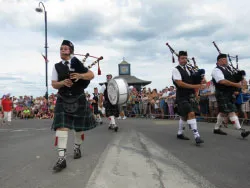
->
left=52, top=94, right=97, bottom=132
left=215, top=91, right=237, bottom=113
left=177, top=96, right=199, bottom=117
left=104, top=101, right=119, bottom=117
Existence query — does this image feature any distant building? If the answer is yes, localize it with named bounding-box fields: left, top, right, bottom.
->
left=99, top=58, right=151, bottom=91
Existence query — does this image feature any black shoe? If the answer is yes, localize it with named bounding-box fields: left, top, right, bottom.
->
left=177, top=134, right=190, bottom=140
left=109, top=124, right=116, bottom=130
left=114, top=126, right=118, bottom=132
left=100, top=121, right=103, bottom=125
left=195, top=137, right=204, bottom=145
left=53, top=158, right=66, bottom=172
left=241, top=130, right=250, bottom=138
left=74, top=148, right=81, bottom=159
left=213, top=129, right=227, bottom=135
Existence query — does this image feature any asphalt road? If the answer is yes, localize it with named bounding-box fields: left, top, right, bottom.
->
left=0, top=118, right=249, bottom=188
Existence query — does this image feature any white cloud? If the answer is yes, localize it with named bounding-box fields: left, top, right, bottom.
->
left=0, top=0, right=250, bottom=97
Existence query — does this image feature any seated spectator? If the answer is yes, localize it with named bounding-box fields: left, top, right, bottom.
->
left=49, top=109, right=54, bottom=119
left=36, top=110, right=43, bottom=119
left=15, top=105, right=24, bottom=118
left=21, top=107, right=31, bottom=119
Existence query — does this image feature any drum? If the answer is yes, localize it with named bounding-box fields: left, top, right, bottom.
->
left=107, top=78, right=129, bottom=105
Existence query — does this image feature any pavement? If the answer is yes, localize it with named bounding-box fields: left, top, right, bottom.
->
left=0, top=118, right=249, bottom=188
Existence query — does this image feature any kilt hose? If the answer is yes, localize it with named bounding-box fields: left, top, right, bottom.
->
left=177, top=95, right=199, bottom=117
left=52, top=94, right=97, bottom=132
left=104, top=101, right=119, bottom=117
left=215, top=91, right=237, bottom=113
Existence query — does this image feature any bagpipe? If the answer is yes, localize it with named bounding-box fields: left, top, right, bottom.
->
left=74, top=53, right=103, bottom=75
left=66, top=53, right=103, bottom=90
left=212, top=41, right=245, bottom=82
left=166, top=42, right=205, bottom=84
left=71, top=53, right=103, bottom=82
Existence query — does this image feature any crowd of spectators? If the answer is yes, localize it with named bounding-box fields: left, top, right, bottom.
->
left=0, top=94, right=56, bottom=120
left=1, top=78, right=250, bottom=124
left=119, top=79, right=250, bottom=125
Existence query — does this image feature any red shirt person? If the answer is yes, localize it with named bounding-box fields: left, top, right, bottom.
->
left=1, top=94, right=13, bottom=124
left=1, top=97, right=12, bottom=112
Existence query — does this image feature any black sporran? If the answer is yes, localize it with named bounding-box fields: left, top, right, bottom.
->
left=58, top=94, right=81, bottom=113
left=189, top=94, right=199, bottom=114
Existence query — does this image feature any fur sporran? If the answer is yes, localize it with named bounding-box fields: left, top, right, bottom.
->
left=58, top=94, right=82, bottom=113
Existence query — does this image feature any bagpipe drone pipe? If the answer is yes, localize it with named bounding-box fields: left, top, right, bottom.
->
left=227, top=54, right=246, bottom=83
left=212, top=41, right=246, bottom=83
left=166, top=42, right=205, bottom=84
left=70, top=53, right=103, bottom=89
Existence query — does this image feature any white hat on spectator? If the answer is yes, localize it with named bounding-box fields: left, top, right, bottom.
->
left=128, top=86, right=133, bottom=93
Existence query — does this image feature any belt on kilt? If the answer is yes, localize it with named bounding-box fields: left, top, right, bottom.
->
left=216, top=91, right=235, bottom=101
left=177, top=94, right=197, bottom=103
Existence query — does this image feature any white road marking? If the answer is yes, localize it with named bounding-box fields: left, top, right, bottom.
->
left=0, top=128, right=49, bottom=133
left=86, top=130, right=216, bottom=188
left=11, top=129, right=28, bottom=132
left=35, top=128, right=48, bottom=131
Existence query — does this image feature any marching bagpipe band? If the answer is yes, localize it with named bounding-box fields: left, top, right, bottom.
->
left=166, top=42, right=205, bottom=84
left=212, top=41, right=246, bottom=83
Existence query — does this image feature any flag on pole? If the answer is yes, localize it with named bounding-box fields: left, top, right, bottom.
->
left=41, top=54, right=49, bottom=63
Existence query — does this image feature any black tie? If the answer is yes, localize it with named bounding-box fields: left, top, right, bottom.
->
left=183, top=66, right=190, bottom=75
left=65, top=61, right=69, bottom=66
left=64, top=61, right=69, bottom=71
left=182, top=66, right=187, bottom=72
left=226, top=67, right=233, bottom=75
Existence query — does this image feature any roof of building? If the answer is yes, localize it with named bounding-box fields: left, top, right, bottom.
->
left=119, top=57, right=130, bottom=65
left=119, top=60, right=129, bottom=64
left=99, top=75, right=151, bottom=86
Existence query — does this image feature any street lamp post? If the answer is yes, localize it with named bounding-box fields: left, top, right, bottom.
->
left=35, top=2, right=49, bottom=110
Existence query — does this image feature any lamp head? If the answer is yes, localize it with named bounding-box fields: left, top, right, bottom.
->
left=35, top=7, right=43, bottom=13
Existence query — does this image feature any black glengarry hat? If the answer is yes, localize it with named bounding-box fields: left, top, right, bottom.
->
left=217, top=53, right=227, bottom=61
left=61, top=40, right=74, bottom=53
left=179, top=51, right=188, bottom=57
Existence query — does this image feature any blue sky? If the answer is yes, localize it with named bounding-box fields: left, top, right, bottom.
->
left=0, top=0, right=250, bottom=97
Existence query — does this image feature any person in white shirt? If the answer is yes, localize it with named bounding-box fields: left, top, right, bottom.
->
left=90, top=87, right=103, bottom=124
left=51, top=40, right=96, bottom=172
left=159, top=88, right=169, bottom=119
left=99, top=74, right=119, bottom=132
left=12, top=97, right=18, bottom=119
left=172, top=51, right=205, bottom=145
left=211, top=53, right=250, bottom=138
left=206, top=80, right=218, bottom=122
left=166, top=86, right=176, bottom=119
